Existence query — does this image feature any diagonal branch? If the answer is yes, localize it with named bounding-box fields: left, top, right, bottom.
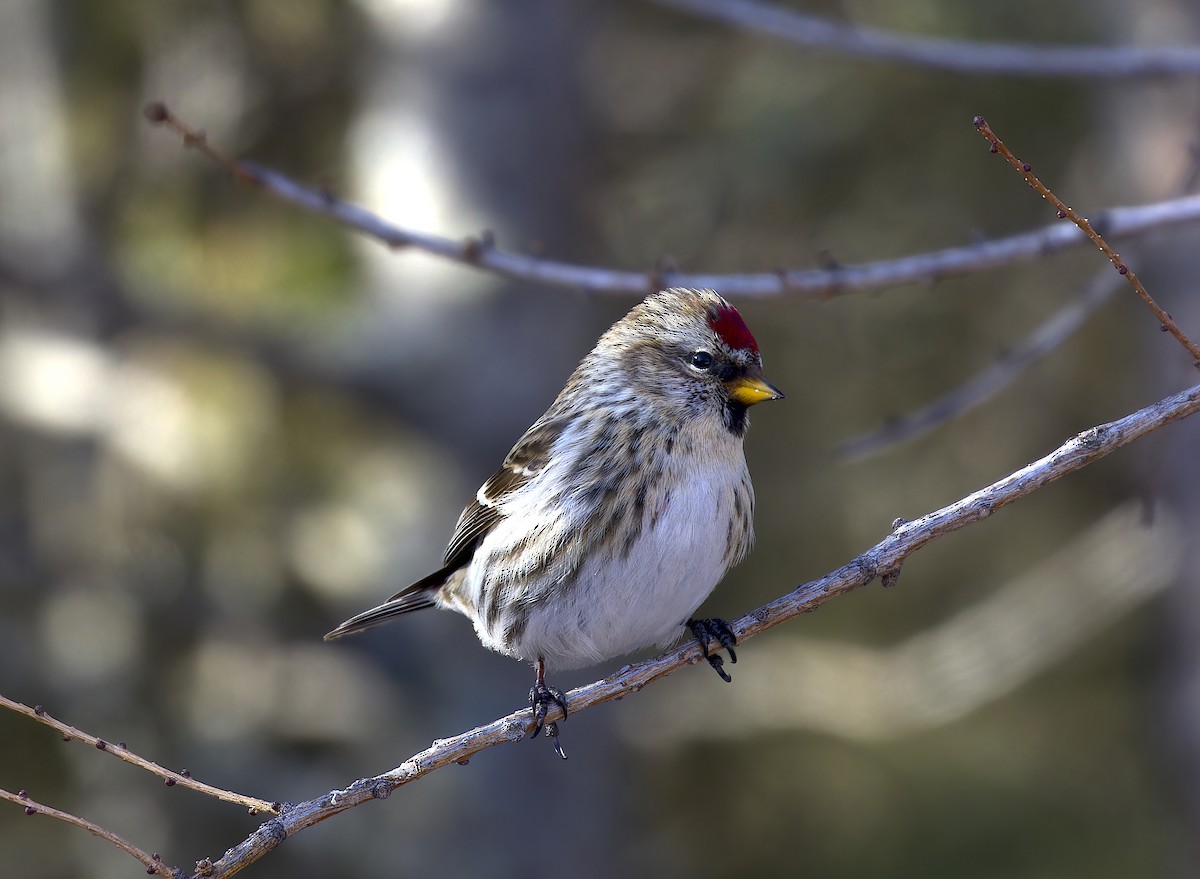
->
left=838, top=263, right=1123, bottom=459
left=974, top=115, right=1200, bottom=366
left=141, top=103, right=1200, bottom=300
left=199, top=380, right=1200, bottom=879
left=0, top=696, right=279, bottom=816
left=651, top=0, right=1200, bottom=79
left=1, top=786, right=180, bottom=877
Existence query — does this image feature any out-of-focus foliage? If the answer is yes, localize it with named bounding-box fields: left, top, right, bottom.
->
left=1, top=1, right=1198, bottom=877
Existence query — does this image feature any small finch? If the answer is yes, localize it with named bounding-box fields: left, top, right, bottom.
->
left=325, top=288, right=783, bottom=757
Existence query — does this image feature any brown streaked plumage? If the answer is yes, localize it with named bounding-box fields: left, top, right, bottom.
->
left=325, top=288, right=783, bottom=757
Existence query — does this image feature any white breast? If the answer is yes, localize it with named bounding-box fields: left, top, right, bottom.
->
left=489, top=444, right=751, bottom=669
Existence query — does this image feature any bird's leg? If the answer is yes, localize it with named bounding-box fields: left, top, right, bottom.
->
left=528, top=657, right=569, bottom=759
left=686, top=618, right=738, bottom=683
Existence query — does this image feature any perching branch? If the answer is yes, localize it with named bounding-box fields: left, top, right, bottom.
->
left=199, top=380, right=1200, bottom=878
left=6, top=101, right=1178, bottom=879
left=651, top=0, right=1200, bottom=79
left=8, top=382, right=1197, bottom=877
left=141, top=103, right=1200, bottom=300
left=636, top=502, right=1182, bottom=744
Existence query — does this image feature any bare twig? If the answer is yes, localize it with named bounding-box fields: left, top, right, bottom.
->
left=651, top=0, right=1200, bottom=79
left=1, top=786, right=180, bottom=877
left=197, top=380, right=1200, bottom=879
left=634, top=502, right=1182, bottom=742
left=141, top=103, right=1200, bottom=300
left=841, top=124, right=1200, bottom=460
left=0, top=695, right=279, bottom=816
left=974, top=115, right=1200, bottom=366
left=838, top=264, right=1123, bottom=459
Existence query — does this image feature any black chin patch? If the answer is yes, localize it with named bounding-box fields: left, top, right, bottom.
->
left=723, top=401, right=748, bottom=436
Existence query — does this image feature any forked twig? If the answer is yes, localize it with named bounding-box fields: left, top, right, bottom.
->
left=973, top=115, right=1200, bottom=366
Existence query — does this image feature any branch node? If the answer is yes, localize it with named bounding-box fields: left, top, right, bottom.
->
left=462, top=236, right=485, bottom=264
left=143, top=101, right=169, bottom=124
left=853, top=553, right=879, bottom=582
left=880, top=566, right=903, bottom=589
left=891, top=517, right=909, bottom=532
left=194, top=858, right=214, bottom=877
left=1079, top=425, right=1109, bottom=448
left=263, top=819, right=288, bottom=845
left=371, top=781, right=392, bottom=800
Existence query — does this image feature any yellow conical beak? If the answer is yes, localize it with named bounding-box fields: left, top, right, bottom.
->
left=727, top=374, right=785, bottom=406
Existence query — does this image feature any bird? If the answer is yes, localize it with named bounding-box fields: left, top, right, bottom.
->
left=325, top=287, right=783, bottom=757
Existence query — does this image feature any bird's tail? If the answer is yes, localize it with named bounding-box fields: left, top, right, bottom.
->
left=323, top=564, right=454, bottom=640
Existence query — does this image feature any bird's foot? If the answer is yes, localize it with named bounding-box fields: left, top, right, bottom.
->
left=529, top=658, right=568, bottom=759
left=686, top=617, right=738, bottom=683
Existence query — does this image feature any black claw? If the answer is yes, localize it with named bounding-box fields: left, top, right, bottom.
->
left=708, top=652, right=733, bottom=683
left=528, top=682, right=568, bottom=739
left=529, top=658, right=569, bottom=757
left=687, top=618, right=739, bottom=681
left=545, top=721, right=568, bottom=760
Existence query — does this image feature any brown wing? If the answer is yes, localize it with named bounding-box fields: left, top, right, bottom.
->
left=440, top=414, right=568, bottom=569
left=323, top=413, right=572, bottom=641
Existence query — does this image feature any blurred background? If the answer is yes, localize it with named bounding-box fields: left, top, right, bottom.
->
left=2, top=0, right=1200, bottom=876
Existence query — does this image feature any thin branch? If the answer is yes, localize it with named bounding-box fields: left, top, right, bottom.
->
left=838, top=264, right=1123, bottom=459
left=974, top=115, right=1200, bottom=366
left=651, top=0, right=1200, bottom=79
left=198, top=380, right=1200, bottom=879
left=141, top=103, right=1200, bottom=300
left=1, top=786, right=180, bottom=877
left=634, top=501, right=1182, bottom=743
left=840, top=124, right=1200, bottom=460
left=0, top=695, right=279, bottom=816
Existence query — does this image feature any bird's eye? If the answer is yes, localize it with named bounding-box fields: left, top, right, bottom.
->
left=689, top=350, right=714, bottom=370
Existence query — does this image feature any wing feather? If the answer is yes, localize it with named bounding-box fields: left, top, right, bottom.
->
left=440, top=414, right=568, bottom=567
left=323, top=413, right=571, bottom=641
